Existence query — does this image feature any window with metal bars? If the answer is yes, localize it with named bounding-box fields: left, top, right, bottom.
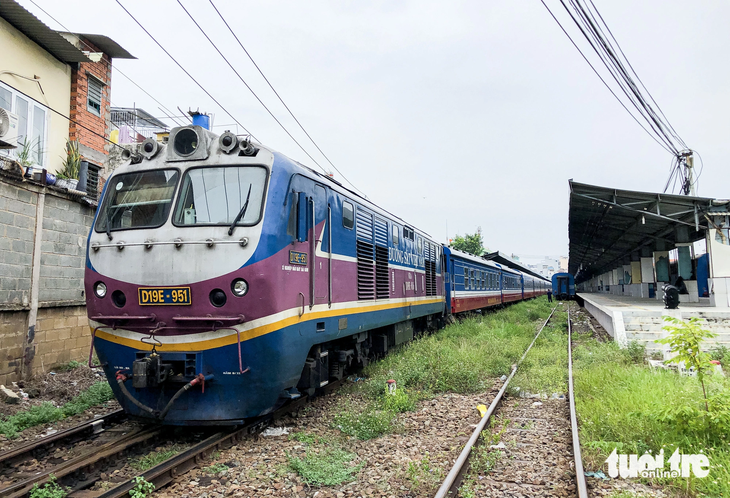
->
left=86, top=163, right=100, bottom=199
left=87, top=76, right=103, bottom=116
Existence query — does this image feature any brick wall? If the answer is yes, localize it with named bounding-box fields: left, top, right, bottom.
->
left=69, top=39, right=112, bottom=163
left=33, top=307, right=90, bottom=373
left=0, top=310, right=26, bottom=385
left=0, top=173, right=96, bottom=383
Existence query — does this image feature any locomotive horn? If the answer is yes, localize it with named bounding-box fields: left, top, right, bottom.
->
left=239, top=137, right=256, bottom=156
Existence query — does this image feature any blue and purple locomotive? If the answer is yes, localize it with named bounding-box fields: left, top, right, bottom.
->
left=85, top=125, right=549, bottom=425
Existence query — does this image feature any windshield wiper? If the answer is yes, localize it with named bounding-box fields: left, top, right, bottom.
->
left=106, top=208, right=113, bottom=241
left=228, top=184, right=253, bottom=236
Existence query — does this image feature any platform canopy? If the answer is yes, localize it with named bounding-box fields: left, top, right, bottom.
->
left=568, top=181, right=719, bottom=283
left=483, top=251, right=548, bottom=281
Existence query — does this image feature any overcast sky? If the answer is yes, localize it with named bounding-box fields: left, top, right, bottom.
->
left=19, top=0, right=730, bottom=257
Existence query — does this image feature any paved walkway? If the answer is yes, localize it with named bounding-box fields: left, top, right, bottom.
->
left=578, top=293, right=713, bottom=312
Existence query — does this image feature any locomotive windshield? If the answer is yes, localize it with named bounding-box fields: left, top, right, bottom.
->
left=173, top=166, right=268, bottom=227
left=95, top=169, right=179, bottom=233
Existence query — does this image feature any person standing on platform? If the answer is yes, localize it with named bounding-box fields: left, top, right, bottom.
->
left=547, top=288, right=553, bottom=302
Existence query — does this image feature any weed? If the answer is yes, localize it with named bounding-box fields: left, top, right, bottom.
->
left=287, top=447, right=363, bottom=486
left=55, top=360, right=81, bottom=372
left=289, top=431, right=318, bottom=444
left=469, top=446, right=503, bottom=475
left=129, top=477, right=154, bottom=498
left=710, top=345, right=729, bottom=365
left=575, top=335, right=730, bottom=496
left=380, top=388, right=416, bottom=413
left=624, top=340, right=646, bottom=364
left=333, top=403, right=397, bottom=440
left=205, top=463, right=229, bottom=474
left=0, top=382, right=114, bottom=438
left=29, top=476, right=67, bottom=498
left=406, top=455, right=443, bottom=492
left=129, top=446, right=181, bottom=471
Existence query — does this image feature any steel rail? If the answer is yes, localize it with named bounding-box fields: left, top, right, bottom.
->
left=91, top=379, right=345, bottom=498
left=434, top=305, right=559, bottom=498
left=3, top=426, right=163, bottom=498
left=0, top=409, right=125, bottom=467
left=568, top=309, right=589, bottom=498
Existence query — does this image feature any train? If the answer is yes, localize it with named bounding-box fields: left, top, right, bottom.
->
left=84, top=125, right=549, bottom=425
left=552, top=272, right=575, bottom=300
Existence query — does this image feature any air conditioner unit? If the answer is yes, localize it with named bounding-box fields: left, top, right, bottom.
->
left=0, top=108, right=19, bottom=149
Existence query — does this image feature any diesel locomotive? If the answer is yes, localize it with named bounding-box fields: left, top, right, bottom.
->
left=85, top=125, right=549, bottom=425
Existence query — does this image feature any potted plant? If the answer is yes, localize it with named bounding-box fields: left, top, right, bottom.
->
left=57, top=139, right=80, bottom=189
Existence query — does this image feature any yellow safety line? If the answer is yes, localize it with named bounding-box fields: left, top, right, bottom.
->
left=93, top=298, right=444, bottom=351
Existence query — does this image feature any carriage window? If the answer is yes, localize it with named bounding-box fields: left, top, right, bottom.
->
left=96, top=169, right=179, bottom=232
left=464, top=268, right=469, bottom=289
left=481, top=272, right=485, bottom=289
left=392, top=225, right=399, bottom=246
left=174, top=166, right=267, bottom=226
left=343, top=201, right=354, bottom=229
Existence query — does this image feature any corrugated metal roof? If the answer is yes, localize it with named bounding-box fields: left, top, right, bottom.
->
left=67, top=33, right=136, bottom=59
left=0, top=0, right=89, bottom=63
left=483, top=251, right=549, bottom=281
left=568, top=181, right=716, bottom=283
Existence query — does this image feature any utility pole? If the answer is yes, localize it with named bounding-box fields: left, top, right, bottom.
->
left=681, top=151, right=695, bottom=196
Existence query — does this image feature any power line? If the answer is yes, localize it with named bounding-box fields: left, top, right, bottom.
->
left=174, top=0, right=327, bottom=174
left=538, top=0, right=673, bottom=154
left=206, top=0, right=367, bottom=198
left=26, top=0, right=183, bottom=129
left=561, top=0, right=683, bottom=154
left=113, top=0, right=258, bottom=141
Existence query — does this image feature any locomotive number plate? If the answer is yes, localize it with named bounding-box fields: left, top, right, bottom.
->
left=138, top=287, right=192, bottom=306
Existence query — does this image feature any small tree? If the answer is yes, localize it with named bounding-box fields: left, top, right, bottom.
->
left=450, top=231, right=485, bottom=256
left=656, top=316, right=716, bottom=410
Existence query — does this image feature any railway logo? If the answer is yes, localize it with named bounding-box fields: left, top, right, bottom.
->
left=388, top=247, right=424, bottom=268
left=605, top=448, right=709, bottom=479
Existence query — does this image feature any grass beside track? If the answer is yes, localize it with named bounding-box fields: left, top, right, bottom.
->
left=332, top=298, right=556, bottom=441
left=574, top=335, right=730, bottom=497
left=0, top=382, right=114, bottom=439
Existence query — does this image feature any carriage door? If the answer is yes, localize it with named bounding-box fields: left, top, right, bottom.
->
left=312, top=185, right=330, bottom=306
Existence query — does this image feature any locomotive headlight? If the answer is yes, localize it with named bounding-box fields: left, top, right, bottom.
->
left=231, top=279, right=249, bottom=297
left=94, top=281, right=107, bottom=298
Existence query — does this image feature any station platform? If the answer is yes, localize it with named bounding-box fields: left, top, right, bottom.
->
left=578, top=293, right=730, bottom=356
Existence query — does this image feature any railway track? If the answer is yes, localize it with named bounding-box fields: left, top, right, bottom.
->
left=0, top=378, right=343, bottom=498
left=435, top=304, right=589, bottom=497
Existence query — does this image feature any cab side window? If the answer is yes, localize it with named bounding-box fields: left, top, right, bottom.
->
left=392, top=225, right=399, bottom=246
left=343, top=201, right=354, bottom=229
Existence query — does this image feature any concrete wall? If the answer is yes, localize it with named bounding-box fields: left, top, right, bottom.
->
left=0, top=17, right=72, bottom=174
left=0, top=173, right=95, bottom=384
